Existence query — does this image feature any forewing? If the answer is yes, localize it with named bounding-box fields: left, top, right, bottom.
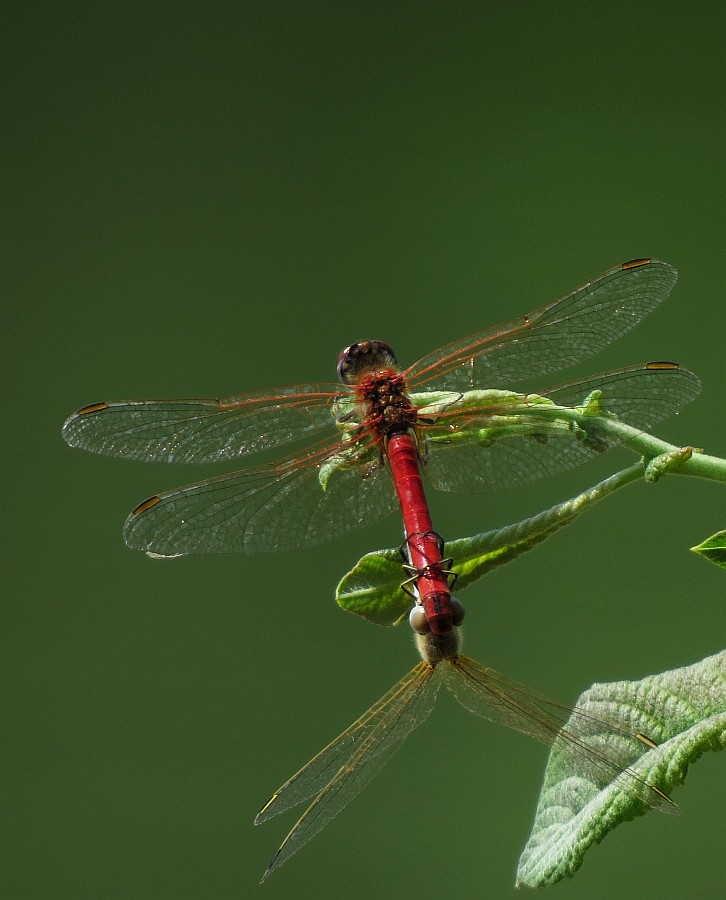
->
left=445, top=657, right=675, bottom=813
left=61, top=383, right=340, bottom=463
left=256, top=663, right=440, bottom=880
left=405, top=259, right=677, bottom=391
left=424, top=363, right=700, bottom=492
left=122, top=438, right=399, bottom=555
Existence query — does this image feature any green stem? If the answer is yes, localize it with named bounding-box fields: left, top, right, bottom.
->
left=572, top=415, right=726, bottom=483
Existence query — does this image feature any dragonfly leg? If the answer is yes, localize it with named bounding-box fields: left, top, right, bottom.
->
left=399, top=531, right=458, bottom=598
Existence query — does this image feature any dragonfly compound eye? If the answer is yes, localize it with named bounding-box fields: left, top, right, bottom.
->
left=451, top=597, right=465, bottom=626
left=337, top=340, right=398, bottom=384
left=408, top=605, right=431, bottom=634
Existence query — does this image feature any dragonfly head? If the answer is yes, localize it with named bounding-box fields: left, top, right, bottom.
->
left=337, top=341, right=398, bottom=385
left=410, top=597, right=464, bottom=666
left=409, top=597, right=464, bottom=634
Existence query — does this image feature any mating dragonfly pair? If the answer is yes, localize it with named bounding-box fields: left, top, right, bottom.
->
left=64, top=258, right=692, bottom=877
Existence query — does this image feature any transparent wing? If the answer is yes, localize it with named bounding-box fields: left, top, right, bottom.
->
left=256, top=662, right=440, bottom=881
left=424, top=363, right=700, bottom=492
left=122, top=437, right=399, bottom=555
left=445, top=656, right=677, bottom=814
left=405, top=259, right=677, bottom=391
left=61, top=383, right=341, bottom=464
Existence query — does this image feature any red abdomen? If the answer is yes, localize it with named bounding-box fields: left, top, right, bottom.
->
left=385, top=431, right=453, bottom=634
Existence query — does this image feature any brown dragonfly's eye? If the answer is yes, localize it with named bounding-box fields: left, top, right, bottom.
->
left=337, top=340, right=398, bottom=385
left=408, top=604, right=430, bottom=634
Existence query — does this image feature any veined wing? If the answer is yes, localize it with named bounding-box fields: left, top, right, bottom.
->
left=256, top=662, right=440, bottom=881
left=61, top=383, right=341, bottom=464
left=405, top=259, right=678, bottom=391
left=444, top=656, right=677, bottom=814
left=122, top=436, right=398, bottom=555
left=423, top=363, right=700, bottom=492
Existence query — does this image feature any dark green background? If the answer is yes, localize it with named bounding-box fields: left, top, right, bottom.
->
left=5, top=3, right=725, bottom=898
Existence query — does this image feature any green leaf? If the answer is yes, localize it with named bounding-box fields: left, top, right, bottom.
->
left=691, top=530, right=726, bottom=569
left=334, top=549, right=409, bottom=626
left=336, top=464, right=644, bottom=626
left=516, top=650, right=726, bottom=887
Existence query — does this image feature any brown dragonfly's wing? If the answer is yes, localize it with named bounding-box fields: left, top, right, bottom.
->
left=62, top=383, right=341, bottom=463
left=122, top=436, right=398, bottom=555
left=256, top=662, right=440, bottom=881
left=423, top=363, right=700, bottom=492
left=444, top=656, right=677, bottom=814
left=405, top=259, right=677, bottom=391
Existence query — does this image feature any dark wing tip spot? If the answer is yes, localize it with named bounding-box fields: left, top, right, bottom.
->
left=77, top=402, right=110, bottom=416
left=621, top=258, right=652, bottom=270
left=131, top=495, right=162, bottom=516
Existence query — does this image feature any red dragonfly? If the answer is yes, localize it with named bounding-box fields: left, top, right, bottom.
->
left=255, top=622, right=678, bottom=881
left=63, top=259, right=699, bottom=633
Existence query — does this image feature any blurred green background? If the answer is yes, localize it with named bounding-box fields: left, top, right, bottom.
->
left=4, top=3, right=725, bottom=898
